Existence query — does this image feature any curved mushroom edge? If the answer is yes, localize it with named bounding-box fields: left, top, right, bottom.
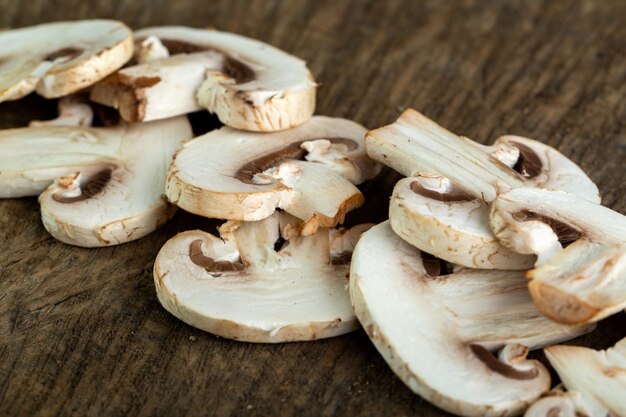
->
left=0, top=20, right=133, bottom=102
left=540, top=337, right=626, bottom=417
left=490, top=188, right=626, bottom=324
left=31, top=117, right=192, bottom=247
left=91, top=26, right=316, bottom=131
left=349, top=222, right=594, bottom=417
left=153, top=212, right=372, bottom=343
left=366, top=109, right=599, bottom=271
left=164, top=116, right=380, bottom=234
left=389, top=175, right=536, bottom=269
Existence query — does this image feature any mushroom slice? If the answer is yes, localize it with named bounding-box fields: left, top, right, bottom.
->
left=366, top=109, right=599, bottom=269
left=350, top=222, right=593, bottom=417
left=0, top=20, right=133, bottom=102
left=525, top=388, right=609, bottom=417
left=529, top=337, right=626, bottom=417
left=154, top=212, right=370, bottom=342
left=29, top=95, right=94, bottom=127
left=165, top=116, right=380, bottom=234
left=91, top=26, right=316, bottom=131
left=0, top=117, right=192, bottom=246
left=491, top=188, right=626, bottom=324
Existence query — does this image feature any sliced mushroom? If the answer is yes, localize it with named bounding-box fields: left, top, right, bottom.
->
left=0, top=20, right=133, bottom=102
left=165, top=116, right=380, bottom=235
left=525, top=388, right=608, bottom=417
left=91, top=26, right=316, bottom=131
left=366, top=109, right=599, bottom=269
left=29, top=95, right=94, bottom=127
left=0, top=117, right=192, bottom=246
left=350, top=221, right=594, bottom=417
left=491, top=188, right=626, bottom=324
left=154, top=212, right=370, bottom=342
left=525, top=337, right=626, bottom=417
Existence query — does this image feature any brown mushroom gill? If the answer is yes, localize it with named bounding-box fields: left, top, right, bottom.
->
left=469, top=344, right=538, bottom=380
left=410, top=181, right=475, bottom=203
left=142, top=38, right=255, bottom=84
left=511, top=141, right=542, bottom=179
left=512, top=210, right=583, bottom=247
left=420, top=252, right=452, bottom=277
left=52, top=167, right=112, bottom=203
left=189, top=240, right=244, bottom=275
left=234, top=138, right=359, bottom=184
left=44, top=47, right=83, bottom=62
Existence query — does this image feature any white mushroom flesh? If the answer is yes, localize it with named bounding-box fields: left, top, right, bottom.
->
left=0, top=20, right=133, bottom=101
left=366, top=109, right=599, bottom=269
left=91, top=26, right=316, bottom=131
left=154, top=212, right=369, bottom=342
left=542, top=337, right=626, bottom=417
left=491, top=188, right=626, bottom=323
left=165, top=116, right=380, bottom=234
left=350, top=221, right=593, bottom=417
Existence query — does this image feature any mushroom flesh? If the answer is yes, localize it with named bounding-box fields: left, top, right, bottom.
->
left=491, top=188, right=626, bottom=324
left=366, top=109, right=599, bottom=269
left=525, top=336, right=626, bottom=417
left=154, top=211, right=371, bottom=342
left=165, top=116, right=381, bottom=235
left=0, top=117, right=192, bottom=246
left=0, top=20, right=133, bottom=102
left=91, top=26, right=316, bottom=131
left=350, top=221, right=594, bottom=417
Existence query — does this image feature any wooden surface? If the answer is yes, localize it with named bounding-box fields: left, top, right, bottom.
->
left=1, top=1, right=625, bottom=416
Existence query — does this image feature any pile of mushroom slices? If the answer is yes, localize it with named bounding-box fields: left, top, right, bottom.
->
left=0, top=21, right=321, bottom=247
left=351, top=108, right=626, bottom=416
left=155, top=116, right=381, bottom=342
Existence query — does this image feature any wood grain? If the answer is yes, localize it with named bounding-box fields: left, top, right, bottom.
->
left=1, top=1, right=625, bottom=416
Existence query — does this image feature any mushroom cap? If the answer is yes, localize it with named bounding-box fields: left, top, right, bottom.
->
left=491, top=188, right=626, bottom=323
left=350, top=222, right=593, bottom=417
left=0, top=117, right=192, bottom=246
left=390, top=175, right=535, bottom=269
left=0, top=20, right=133, bottom=101
left=0, top=126, right=120, bottom=198
left=91, top=26, right=316, bottom=131
left=165, top=116, right=380, bottom=233
left=366, top=109, right=599, bottom=269
left=524, top=390, right=603, bottom=417
left=154, top=212, right=367, bottom=342
left=542, top=337, right=626, bottom=416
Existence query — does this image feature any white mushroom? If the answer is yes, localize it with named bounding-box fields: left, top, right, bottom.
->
left=29, top=95, right=94, bottom=127
left=491, top=188, right=626, bottom=324
left=154, top=212, right=371, bottom=342
left=350, top=221, right=594, bottom=417
left=91, top=26, right=316, bottom=131
left=0, top=117, right=192, bottom=246
left=525, top=337, right=626, bottom=417
left=525, top=388, right=609, bottom=417
left=165, top=116, right=381, bottom=235
left=366, top=109, right=599, bottom=269
left=0, top=20, right=133, bottom=102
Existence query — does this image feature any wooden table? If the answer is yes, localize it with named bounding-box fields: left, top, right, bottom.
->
left=2, top=1, right=625, bottom=416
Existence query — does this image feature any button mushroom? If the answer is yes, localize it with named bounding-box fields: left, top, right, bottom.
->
left=90, top=26, right=316, bottom=131
left=0, top=20, right=133, bottom=102
left=0, top=117, right=192, bottom=246
left=491, top=188, right=626, bottom=324
left=154, top=212, right=370, bottom=342
left=525, top=388, right=609, bottom=417
left=525, top=337, right=626, bottom=417
left=350, top=221, right=594, bottom=417
left=165, top=116, right=381, bottom=235
left=366, top=109, right=599, bottom=269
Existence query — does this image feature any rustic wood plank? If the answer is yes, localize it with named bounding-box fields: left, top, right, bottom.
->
left=1, top=1, right=625, bottom=416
